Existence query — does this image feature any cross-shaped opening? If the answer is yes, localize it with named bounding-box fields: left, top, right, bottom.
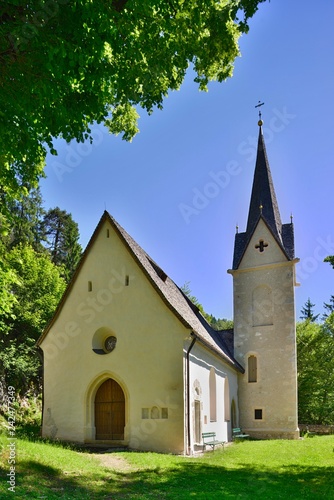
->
left=255, top=239, right=268, bottom=253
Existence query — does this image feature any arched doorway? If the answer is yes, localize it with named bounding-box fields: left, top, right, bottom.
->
left=95, top=378, right=125, bottom=440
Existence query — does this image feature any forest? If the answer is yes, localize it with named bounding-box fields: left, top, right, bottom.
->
left=0, top=188, right=82, bottom=426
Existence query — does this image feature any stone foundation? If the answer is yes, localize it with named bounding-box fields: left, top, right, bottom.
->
left=245, top=429, right=300, bottom=440
left=299, top=424, right=334, bottom=435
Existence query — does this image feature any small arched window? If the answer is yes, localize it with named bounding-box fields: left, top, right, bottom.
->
left=248, top=355, right=257, bottom=383
left=209, top=367, right=217, bottom=422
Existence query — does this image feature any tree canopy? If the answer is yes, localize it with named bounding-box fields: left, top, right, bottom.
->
left=0, top=195, right=81, bottom=397
left=297, top=314, right=334, bottom=425
left=324, top=255, right=334, bottom=269
left=0, top=245, right=66, bottom=394
left=0, top=0, right=266, bottom=209
left=181, top=281, right=233, bottom=329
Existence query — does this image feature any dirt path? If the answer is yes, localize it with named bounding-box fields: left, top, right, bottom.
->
left=93, top=452, right=133, bottom=471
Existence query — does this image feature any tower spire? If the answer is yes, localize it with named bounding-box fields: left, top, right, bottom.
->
left=246, top=125, right=282, bottom=240
left=232, top=115, right=295, bottom=269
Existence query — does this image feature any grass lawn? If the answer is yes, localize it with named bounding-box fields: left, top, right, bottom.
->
left=0, top=434, right=333, bottom=499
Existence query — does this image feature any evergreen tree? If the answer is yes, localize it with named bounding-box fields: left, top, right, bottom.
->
left=42, top=207, right=82, bottom=281
left=323, top=295, right=334, bottom=320
left=5, top=186, right=45, bottom=251
left=300, top=298, right=319, bottom=322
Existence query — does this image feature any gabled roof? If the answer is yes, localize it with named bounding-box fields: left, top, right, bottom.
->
left=233, top=125, right=295, bottom=270
left=38, top=211, right=243, bottom=373
left=233, top=215, right=295, bottom=270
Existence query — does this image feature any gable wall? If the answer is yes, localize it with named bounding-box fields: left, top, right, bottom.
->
left=41, top=219, right=189, bottom=453
left=238, top=219, right=287, bottom=269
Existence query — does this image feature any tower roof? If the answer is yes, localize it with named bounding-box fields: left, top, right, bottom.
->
left=246, top=126, right=282, bottom=239
left=232, top=122, right=295, bottom=269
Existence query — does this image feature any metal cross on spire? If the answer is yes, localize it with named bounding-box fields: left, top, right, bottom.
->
left=255, top=100, right=265, bottom=125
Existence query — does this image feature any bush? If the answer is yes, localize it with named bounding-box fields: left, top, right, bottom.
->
left=0, top=392, right=42, bottom=432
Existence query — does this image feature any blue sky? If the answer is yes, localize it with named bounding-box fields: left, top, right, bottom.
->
left=41, top=0, right=334, bottom=320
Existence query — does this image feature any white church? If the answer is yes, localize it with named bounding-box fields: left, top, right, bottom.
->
left=37, top=120, right=300, bottom=454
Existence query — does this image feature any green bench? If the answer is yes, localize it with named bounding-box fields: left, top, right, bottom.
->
left=202, top=432, right=225, bottom=451
left=232, top=427, right=250, bottom=440
left=306, top=426, right=316, bottom=437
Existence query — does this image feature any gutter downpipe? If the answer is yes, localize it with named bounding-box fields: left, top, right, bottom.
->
left=186, top=333, right=197, bottom=456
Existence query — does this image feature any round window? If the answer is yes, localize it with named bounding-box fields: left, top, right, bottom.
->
left=104, top=336, right=117, bottom=353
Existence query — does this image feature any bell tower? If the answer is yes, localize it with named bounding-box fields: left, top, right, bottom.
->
left=228, top=117, right=300, bottom=439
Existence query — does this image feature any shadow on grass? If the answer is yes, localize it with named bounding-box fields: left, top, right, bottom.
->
left=10, top=462, right=91, bottom=499
left=114, top=462, right=334, bottom=499
left=2, top=456, right=333, bottom=499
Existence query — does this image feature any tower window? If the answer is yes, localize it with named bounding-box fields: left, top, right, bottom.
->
left=255, top=409, right=263, bottom=420
left=88, top=281, right=92, bottom=292
left=248, top=355, right=257, bottom=383
left=255, top=239, right=268, bottom=252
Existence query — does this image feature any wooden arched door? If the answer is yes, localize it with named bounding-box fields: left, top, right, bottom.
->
left=95, top=379, right=125, bottom=440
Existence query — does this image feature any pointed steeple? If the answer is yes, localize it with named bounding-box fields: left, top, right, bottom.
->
left=232, top=121, right=295, bottom=269
left=246, top=125, right=282, bottom=241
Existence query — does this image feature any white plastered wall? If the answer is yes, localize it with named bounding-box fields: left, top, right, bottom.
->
left=186, top=340, right=239, bottom=453
left=40, top=218, right=188, bottom=453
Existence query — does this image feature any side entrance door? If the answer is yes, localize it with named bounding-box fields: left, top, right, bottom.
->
left=95, top=378, right=125, bottom=440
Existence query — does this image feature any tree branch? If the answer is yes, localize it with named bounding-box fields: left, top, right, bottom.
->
left=112, top=0, right=129, bottom=12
